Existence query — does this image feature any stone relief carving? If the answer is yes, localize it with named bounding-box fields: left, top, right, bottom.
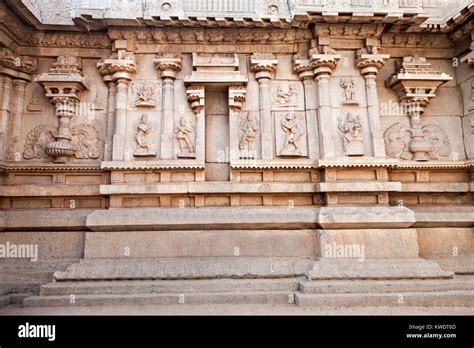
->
left=384, top=122, right=451, bottom=161
left=131, top=81, right=159, bottom=107
left=108, top=28, right=307, bottom=45
left=25, top=32, right=110, bottom=48
left=71, top=123, right=102, bottom=160
left=90, top=89, right=105, bottom=111
left=23, top=124, right=57, bottom=160
left=175, top=116, right=195, bottom=158
left=470, top=117, right=474, bottom=134
left=277, top=112, right=307, bottom=157
left=27, top=90, right=43, bottom=112
left=273, top=83, right=298, bottom=107
left=239, top=112, right=258, bottom=158
left=470, top=79, right=474, bottom=102
left=340, top=78, right=358, bottom=105
left=134, top=114, right=156, bottom=157
left=36, top=55, right=89, bottom=163
left=23, top=123, right=101, bottom=160
left=338, top=112, right=365, bottom=156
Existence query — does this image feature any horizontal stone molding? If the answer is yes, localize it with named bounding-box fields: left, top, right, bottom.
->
left=0, top=185, right=100, bottom=197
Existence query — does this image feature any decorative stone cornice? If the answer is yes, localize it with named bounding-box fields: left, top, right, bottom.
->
left=385, top=56, right=452, bottom=108
left=0, top=48, right=37, bottom=81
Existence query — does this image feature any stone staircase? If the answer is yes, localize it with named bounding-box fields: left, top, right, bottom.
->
left=0, top=259, right=77, bottom=308
left=20, top=257, right=474, bottom=308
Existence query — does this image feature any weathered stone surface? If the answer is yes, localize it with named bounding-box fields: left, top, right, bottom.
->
left=318, top=206, right=416, bottom=229
left=53, top=257, right=313, bottom=281
left=307, top=258, right=453, bottom=280
left=86, top=207, right=320, bottom=231
left=0, top=0, right=473, bottom=310
left=83, top=230, right=317, bottom=258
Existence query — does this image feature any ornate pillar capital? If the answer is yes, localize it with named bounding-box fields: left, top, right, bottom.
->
left=186, top=86, right=205, bottom=115
left=356, top=46, right=390, bottom=76
left=154, top=54, right=182, bottom=79
left=97, top=46, right=136, bottom=82
left=250, top=53, right=278, bottom=80
left=229, top=85, right=247, bottom=111
left=293, top=56, right=314, bottom=80
left=309, top=46, right=341, bottom=76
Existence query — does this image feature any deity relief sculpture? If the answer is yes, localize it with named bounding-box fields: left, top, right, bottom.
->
left=384, top=121, right=451, bottom=161
left=279, top=112, right=305, bottom=156
left=340, top=78, right=358, bottom=105
left=134, top=114, right=156, bottom=157
left=131, top=81, right=158, bottom=107
left=239, top=112, right=258, bottom=158
left=175, top=116, right=195, bottom=158
left=338, top=113, right=365, bottom=156
left=273, top=84, right=298, bottom=107
left=27, top=91, right=43, bottom=112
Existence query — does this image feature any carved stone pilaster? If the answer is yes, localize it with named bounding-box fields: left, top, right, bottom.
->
left=154, top=54, right=182, bottom=160
left=229, top=85, right=249, bottom=160
left=310, top=47, right=341, bottom=159
left=0, top=48, right=37, bottom=161
left=36, top=55, right=89, bottom=163
left=356, top=45, right=390, bottom=158
left=293, top=55, right=318, bottom=159
left=97, top=42, right=136, bottom=161
left=251, top=53, right=277, bottom=160
left=185, top=86, right=205, bottom=162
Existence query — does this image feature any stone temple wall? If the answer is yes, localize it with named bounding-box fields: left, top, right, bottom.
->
left=0, top=0, right=472, bottom=307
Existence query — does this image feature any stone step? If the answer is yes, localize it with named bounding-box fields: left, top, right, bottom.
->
left=23, top=291, right=296, bottom=307
left=40, top=278, right=299, bottom=296
left=299, top=276, right=474, bottom=294
left=295, top=290, right=474, bottom=307
left=0, top=295, right=10, bottom=307
left=54, top=257, right=312, bottom=281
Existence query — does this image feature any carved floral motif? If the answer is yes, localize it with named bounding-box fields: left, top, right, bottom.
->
left=23, top=123, right=101, bottom=160
left=384, top=122, right=451, bottom=161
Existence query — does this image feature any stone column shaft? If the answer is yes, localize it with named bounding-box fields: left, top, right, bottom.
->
left=161, top=76, right=175, bottom=160
left=9, top=79, right=27, bottom=161
left=113, top=78, right=129, bottom=161
left=302, top=76, right=319, bottom=159
left=0, top=76, right=12, bottom=160
left=251, top=54, right=277, bottom=160
left=316, top=73, right=336, bottom=158
left=257, top=73, right=273, bottom=160
left=365, top=74, right=385, bottom=157
left=105, top=79, right=117, bottom=161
